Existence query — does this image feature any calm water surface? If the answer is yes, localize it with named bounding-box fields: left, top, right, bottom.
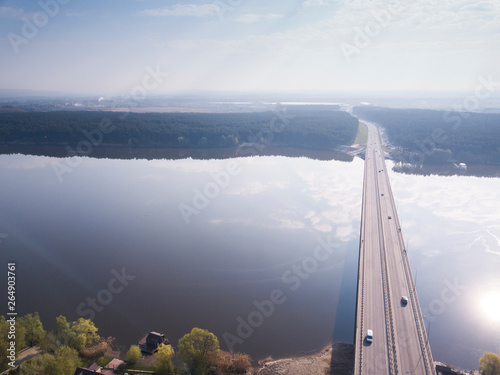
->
left=388, top=162, right=500, bottom=370
left=0, top=154, right=363, bottom=360
left=0, top=154, right=498, bottom=370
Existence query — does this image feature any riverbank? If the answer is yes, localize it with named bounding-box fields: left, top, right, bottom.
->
left=255, top=342, right=354, bottom=375
left=391, top=161, right=500, bottom=178
left=0, top=144, right=354, bottom=162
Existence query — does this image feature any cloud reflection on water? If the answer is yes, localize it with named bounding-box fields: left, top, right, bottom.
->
left=0, top=153, right=364, bottom=363
left=389, top=161, right=500, bottom=369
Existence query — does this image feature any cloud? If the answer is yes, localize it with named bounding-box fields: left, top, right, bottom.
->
left=235, top=13, right=283, bottom=24
left=0, top=7, right=26, bottom=19
left=301, top=0, right=330, bottom=8
left=0, top=155, right=57, bottom=170
left=140, top=4, right=220, bottom=17
left=329, top=0, right=500, bottom=31
left=227, top=180, right=288, bottom=196
left=460, top=1, right=497, bottom=13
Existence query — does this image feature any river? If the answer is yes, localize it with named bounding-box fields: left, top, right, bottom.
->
left=0, top=153, right=498, bottom=370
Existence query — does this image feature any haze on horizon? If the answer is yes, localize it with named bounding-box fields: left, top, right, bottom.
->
left=0, top=0, right=499, bottom=96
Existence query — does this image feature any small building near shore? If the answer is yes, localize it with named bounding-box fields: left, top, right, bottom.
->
left=87, top=363, right=101, bottom=372
left=104, top=358, right=125, bottom=371
left=73, top=358, right=125, bottom=375
left=453, top=162, right=468, bottom=171
left=139, top=331, right=169, bottom=355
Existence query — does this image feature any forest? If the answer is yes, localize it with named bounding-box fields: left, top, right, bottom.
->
left=0, top=106, right=358, bottom=151
left=353, top=106, right=500, bottom=164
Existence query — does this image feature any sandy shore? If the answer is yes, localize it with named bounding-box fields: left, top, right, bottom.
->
left=255, top=343, right=354, bottom=375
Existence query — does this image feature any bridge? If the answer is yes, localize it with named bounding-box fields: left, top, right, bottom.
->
left=354, top=122, right=435, bottom=374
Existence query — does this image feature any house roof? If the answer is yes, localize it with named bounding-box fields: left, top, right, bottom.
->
left=73, top=368, right=101, bottom=375
left=106, top=358, right=125, bottom=369
left=88, top=362, right=101, bottom=371
left=148, top=331, right=164, bottom=338
left=139, top=331, right=169, bottom=354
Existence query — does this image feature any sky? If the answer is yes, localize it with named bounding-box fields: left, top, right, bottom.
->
left=0, top=0, right=499, bottom=95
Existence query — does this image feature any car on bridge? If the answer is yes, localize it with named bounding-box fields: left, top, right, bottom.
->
left=401, top=296, right=408, bottom=306
left=366, top=330, right=373, bottom=344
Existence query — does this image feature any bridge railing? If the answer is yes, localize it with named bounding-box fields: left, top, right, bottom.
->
left=374, top=152, right=399, bottom=375
left=383, top=169, right=435, bottom=375
left=355, top=146, right=370, bottom=375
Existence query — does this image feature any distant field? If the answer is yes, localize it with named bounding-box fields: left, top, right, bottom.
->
left=353, top=122, right=368, bottom=145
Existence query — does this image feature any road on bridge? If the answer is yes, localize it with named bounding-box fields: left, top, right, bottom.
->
left=354, top=121, right=435, bottom=375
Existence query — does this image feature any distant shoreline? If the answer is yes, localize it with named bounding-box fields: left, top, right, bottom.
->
left=2, top=144, right=500, bottom=178
left=0, top=144, right=355, bottom=162
left=391, top=160, right=500, bottom=178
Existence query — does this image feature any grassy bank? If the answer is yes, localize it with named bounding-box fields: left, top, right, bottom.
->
left=354, top=122, right=368, bottom=145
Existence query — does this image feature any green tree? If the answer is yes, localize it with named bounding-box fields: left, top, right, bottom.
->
left=54, top=315, right=73, bottom=346
left=19, top=312, right=46, bottom=347
left=69, top=318, right=99, bottom=351
left=52, top=346, right=81, bottom=375
left=480, top=352, right=500, bottom=375
left=178, top=328, right=220, bottom=375
left=40, top=332, right=58, bottom=354
left=20, top=353, right=56, bottom=375
left=126, top=345, right=142, bottom=365
left=156, top=344, right=175, bottom=375
left=198, top=136, right=208, bottom=146
left=426, top=148, right=452, bottom=163
left=72, top=333, right=87, bottom=352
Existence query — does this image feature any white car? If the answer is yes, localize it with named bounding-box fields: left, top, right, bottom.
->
left=366, top=329, right=373, bottom=343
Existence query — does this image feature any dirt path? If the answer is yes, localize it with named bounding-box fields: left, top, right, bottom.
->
left=256, top=343, right=354, bottom=375
left=1, top=346, right=42, bottom=375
